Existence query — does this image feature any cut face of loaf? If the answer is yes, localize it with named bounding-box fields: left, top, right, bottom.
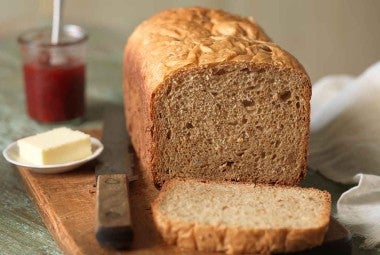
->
left=153, top=62, right=310, bottom=187
left=152, top=179, right=331, bottom=254
left=123, top=7, right=311, bottom=188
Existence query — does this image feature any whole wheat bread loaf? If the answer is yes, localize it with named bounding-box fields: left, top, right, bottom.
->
left=123, top=7, right=311, bottom=188
left=152, top=179, right=331, bottom=254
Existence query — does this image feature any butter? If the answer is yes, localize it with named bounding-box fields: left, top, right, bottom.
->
left=17, top=127, right=92, bottom=165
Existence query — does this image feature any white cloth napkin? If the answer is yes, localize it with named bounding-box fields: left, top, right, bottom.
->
left=309, top=62, right=380, bottom=248
left=337, top=174, right=380, bottom=248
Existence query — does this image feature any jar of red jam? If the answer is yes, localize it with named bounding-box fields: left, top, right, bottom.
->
left=18, top=25, right=88, bottom=123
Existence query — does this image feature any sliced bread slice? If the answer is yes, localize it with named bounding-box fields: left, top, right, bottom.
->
left=152, top=179, right=331, bottom=254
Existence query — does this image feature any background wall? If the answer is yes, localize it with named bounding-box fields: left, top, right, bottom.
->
left=1, top=0, right=379, bottom=82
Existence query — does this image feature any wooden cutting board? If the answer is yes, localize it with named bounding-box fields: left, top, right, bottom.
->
left=17, top=130, right=351, bottom=255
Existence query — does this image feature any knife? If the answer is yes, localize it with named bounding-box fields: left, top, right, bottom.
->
left=95, top=105, right=137, bottom=249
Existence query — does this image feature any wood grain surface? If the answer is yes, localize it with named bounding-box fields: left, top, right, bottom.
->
left=17, top=130, right=350, bottom=255
left=16, top=130, right=199, bottom=255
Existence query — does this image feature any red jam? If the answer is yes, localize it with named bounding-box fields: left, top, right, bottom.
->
left=23, top=59, right=85, bottom=123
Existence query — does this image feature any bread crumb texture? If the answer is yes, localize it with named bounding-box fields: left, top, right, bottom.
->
left=124, top=7, right=311, bottom=187
left=152, top=179, right=331, bottom=254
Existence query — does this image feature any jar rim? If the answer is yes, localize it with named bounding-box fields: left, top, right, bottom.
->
left=18, top=24, right=88, bottom=47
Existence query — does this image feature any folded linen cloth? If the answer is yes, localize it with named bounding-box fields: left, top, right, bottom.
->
left=309, top=62, right=380, bottom=248
left=337, top=174, right=380, bottom=248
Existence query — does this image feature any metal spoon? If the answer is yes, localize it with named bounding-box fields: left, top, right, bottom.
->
left=51, top=0, right=63, bottom=44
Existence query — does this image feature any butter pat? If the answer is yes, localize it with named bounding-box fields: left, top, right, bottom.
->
left=17, top=127, right=92, bottom=165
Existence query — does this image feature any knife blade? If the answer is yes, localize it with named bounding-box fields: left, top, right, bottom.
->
left=95, top=105, right=137, bottom=249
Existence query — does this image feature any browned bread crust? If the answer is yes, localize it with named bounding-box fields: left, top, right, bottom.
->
left=152, top=179, right=331, bottom=254
left=123, top=7, right=311, bottom=187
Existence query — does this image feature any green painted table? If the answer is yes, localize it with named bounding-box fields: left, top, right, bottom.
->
left=0, top=28, right=378, bottom=255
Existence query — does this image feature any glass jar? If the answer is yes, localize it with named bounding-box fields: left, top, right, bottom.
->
left=18, top=25, right=88, bottom=123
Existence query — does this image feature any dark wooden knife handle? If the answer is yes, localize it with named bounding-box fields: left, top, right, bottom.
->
left=95, top=174, right=133, bottom=249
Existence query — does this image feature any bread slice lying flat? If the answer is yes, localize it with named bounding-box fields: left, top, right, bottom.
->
left=152, top=179, right=331, bottom=254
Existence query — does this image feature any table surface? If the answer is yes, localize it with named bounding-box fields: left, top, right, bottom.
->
left=0, top=29, right=378, bottom=255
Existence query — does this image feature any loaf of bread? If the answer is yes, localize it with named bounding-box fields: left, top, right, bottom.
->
left=123, top=7, right=311, bottom=188
left=152, top=179, right=331, bottom=254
